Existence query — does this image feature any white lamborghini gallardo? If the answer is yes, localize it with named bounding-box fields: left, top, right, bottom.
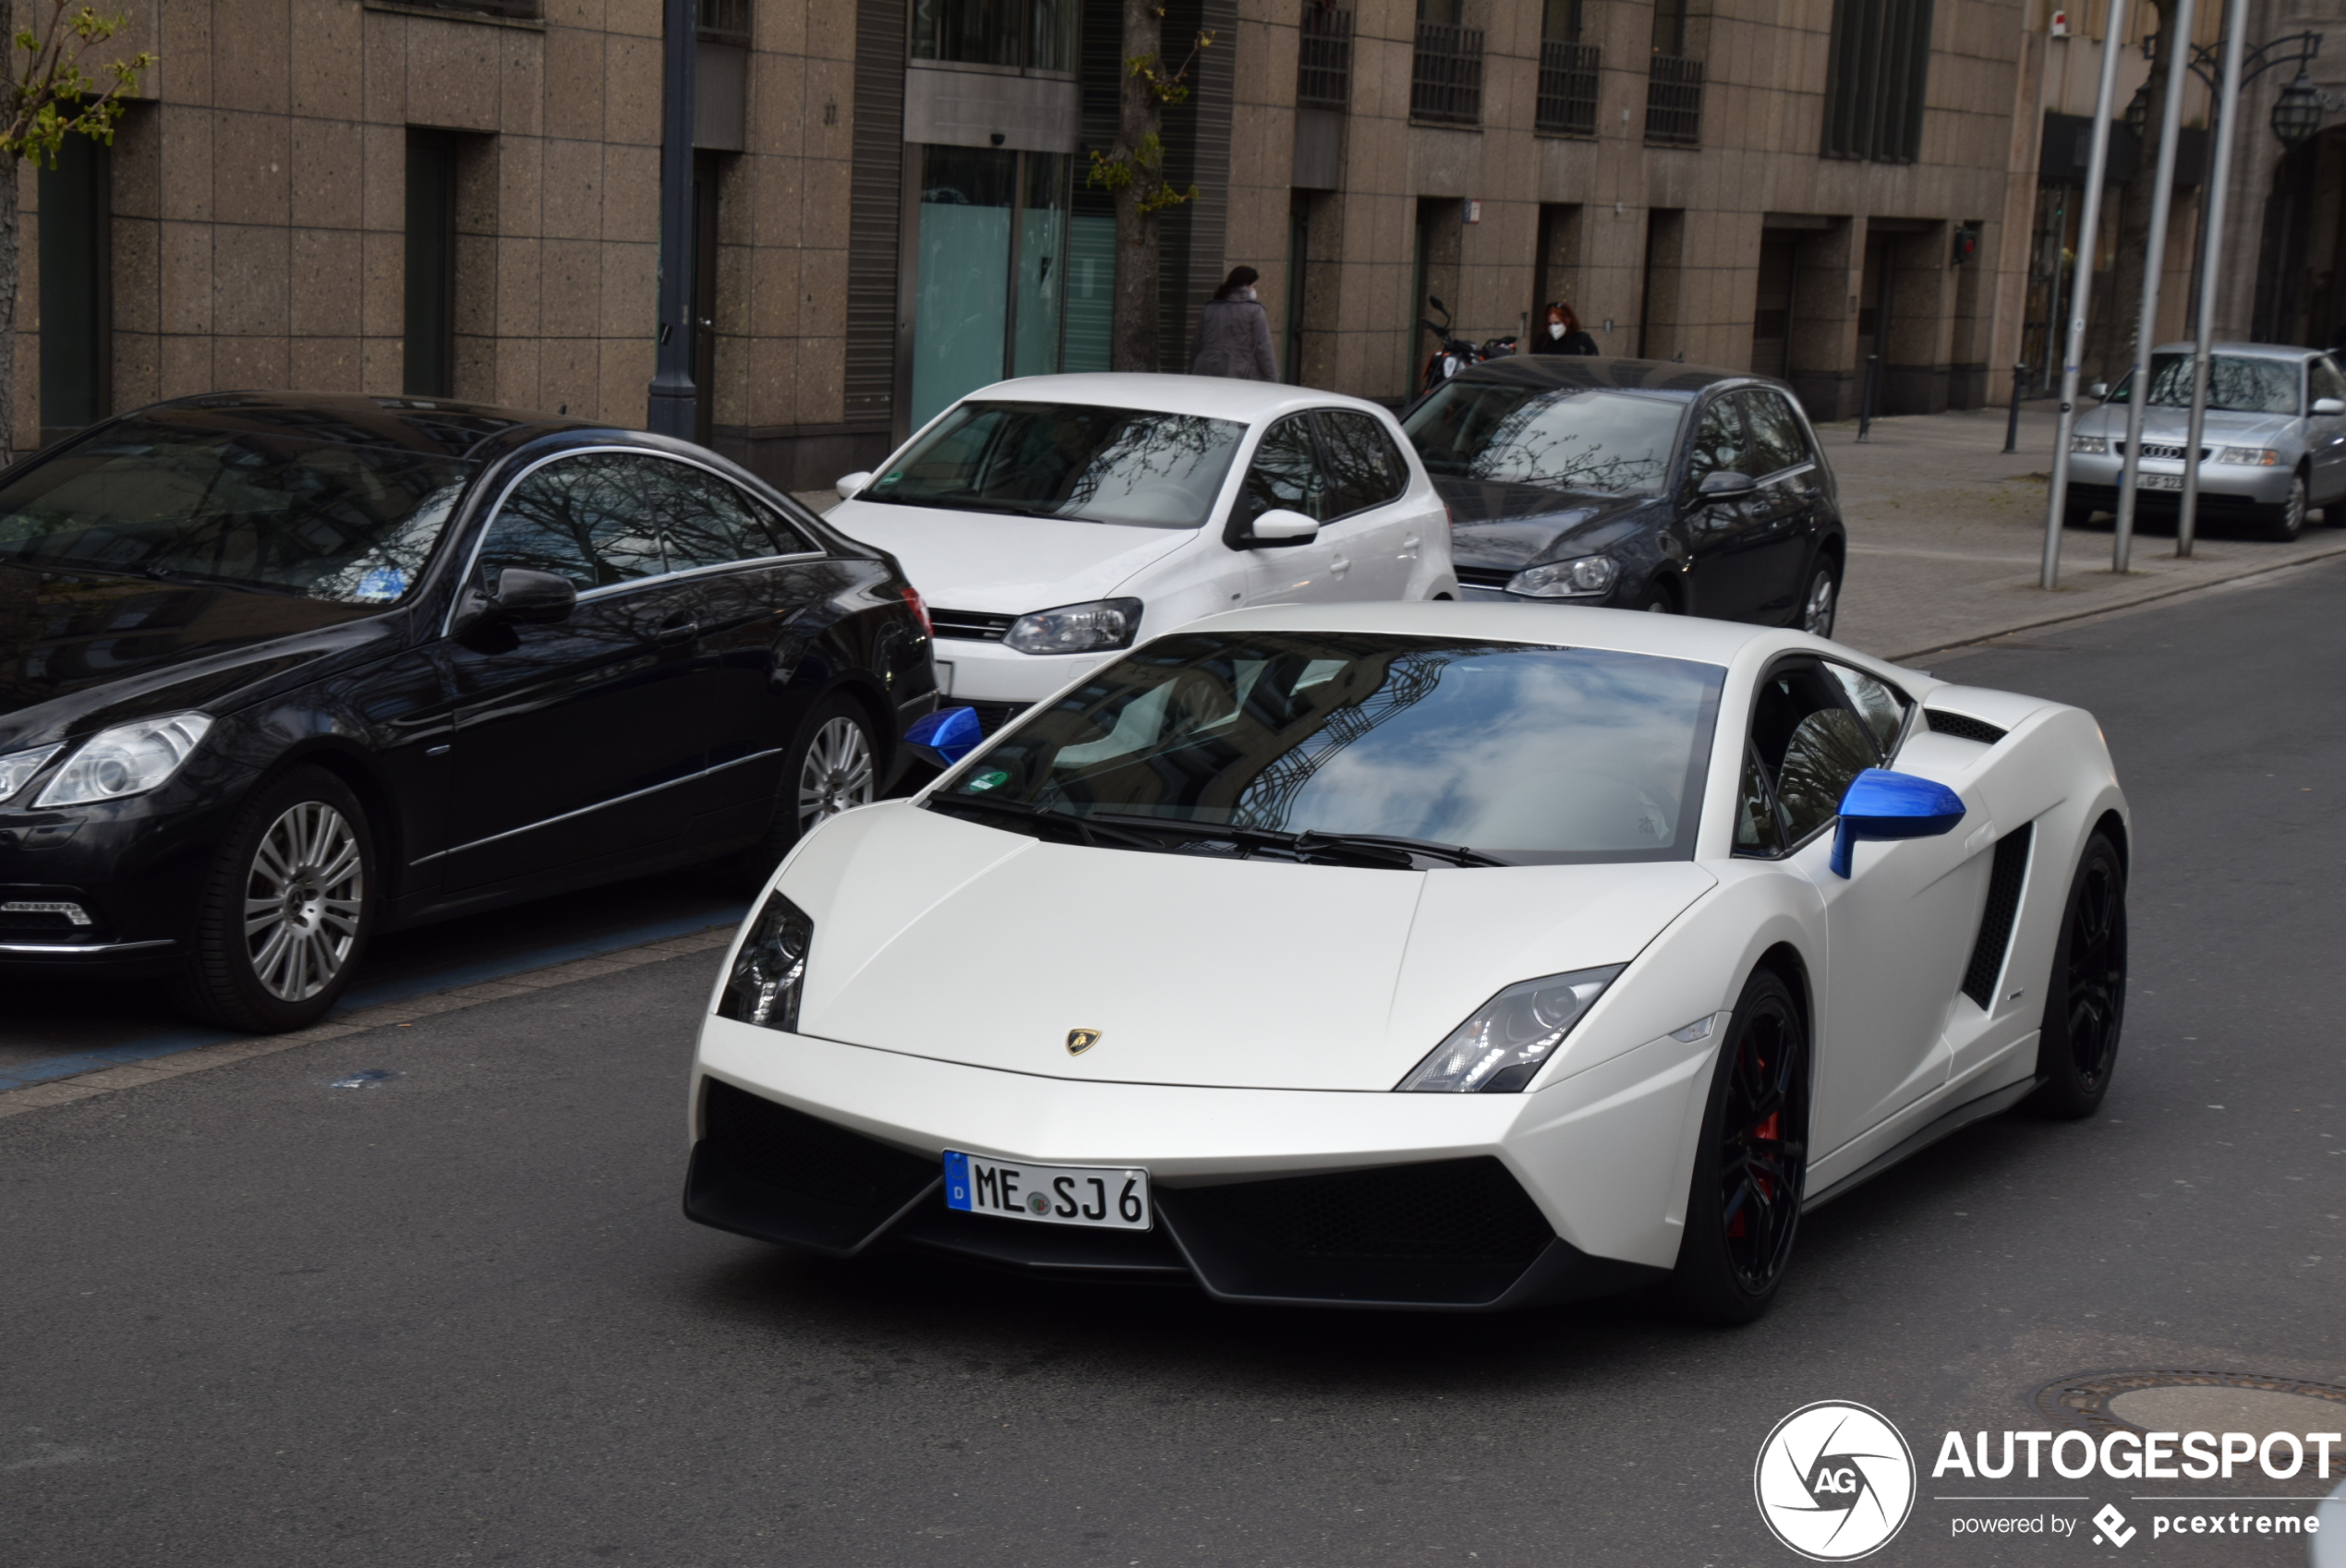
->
left=683, top=603, right=2129, bottom=1321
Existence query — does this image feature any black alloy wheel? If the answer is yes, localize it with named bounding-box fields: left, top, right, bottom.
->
left=1633, top=577, right=1678, bottom=613
left=171, top=765, right=376, bottom=1032
left=1662, top=966, right=1810, bottom=1324
left=1797, top=558, right=1840, bottom=638
left=2027, top=832, right=2128, bottom=1119
left=747, top=694, right=878, bottom=873
left=2256, top=470, right=2308, bottom=542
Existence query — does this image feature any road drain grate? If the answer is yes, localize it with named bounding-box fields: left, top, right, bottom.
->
left=2037, top=1370, right=2346, bottom=1435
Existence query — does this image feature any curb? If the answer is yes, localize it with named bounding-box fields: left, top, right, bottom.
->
left=0, top=926, right=736, bottom=1119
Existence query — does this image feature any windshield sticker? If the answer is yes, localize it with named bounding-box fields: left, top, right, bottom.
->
left=962, top=769, right=1011, bottom=793
left=353, top=567, right=408, bottom=601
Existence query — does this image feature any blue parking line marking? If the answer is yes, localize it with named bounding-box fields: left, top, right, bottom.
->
left=0, top=904, right=748, bottom=1092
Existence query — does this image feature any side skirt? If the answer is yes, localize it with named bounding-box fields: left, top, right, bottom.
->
left=1801, top=1074, right=2044, bottom=1213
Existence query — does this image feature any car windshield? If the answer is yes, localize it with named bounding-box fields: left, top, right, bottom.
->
left=1404, top=383, right=1685, bottom=495
left=935, top=632, right=1723, bottom=864
left=860, top=401, right=1246, bottom=529
left=0, top=420, right=477, bottom=603
left=2107, top=354, right=2301, bottom=415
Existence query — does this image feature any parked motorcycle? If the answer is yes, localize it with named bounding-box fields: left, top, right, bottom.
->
left=1418, top=296, right=1485, bottom=392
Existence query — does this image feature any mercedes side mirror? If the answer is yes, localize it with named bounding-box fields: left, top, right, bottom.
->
left=2313, top=397, right=2345, bottom=416
left=836, top=470, right=875, bottom=501
left=456, top=567, right=575, bottom=635
left=906, top=706, right=984, bottom=769
left=1244, top=508, right=1320, bottom=547
left=1831, top=768, right=1965, bottom=878
left=1696, top=470, right=1758, bottom=501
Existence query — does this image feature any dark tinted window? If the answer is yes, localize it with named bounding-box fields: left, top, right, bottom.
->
left=2310, top=356, right=2346, bottom=405
left=1748, top=659, right=1881, bottom=846
left=1234, top=415, right=1326, bottom=528
left=475, top=453, right=665, bottom=593
left=1318, top=410, right=1409, bottom=518
left=2112, top=353, right=2301, bottom=415
left=1682, top=398, right=1751, bottom=495
left=864, top=401, right=1245, bottom=529
left=655, top=463, right=815, bottom=573
left=1404, top=381, right=1682, bottom=495
left=1734, top=745, right=1783, bottom=856
left=1741, top=391, right=1811, bottom=476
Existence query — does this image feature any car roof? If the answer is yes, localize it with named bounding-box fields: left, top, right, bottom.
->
left=1170, top=599, right=1820, bottom=669
left=951, top=373, right=1398, bottom=424
left=1441, top=355, right=1768, bottom=399
left=124, top=391, right=604, bottom=463
left=2150, top=342, right=2321, bottom=360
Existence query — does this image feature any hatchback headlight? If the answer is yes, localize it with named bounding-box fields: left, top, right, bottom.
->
left=2215, top=446, right=2279, bottom=465
left=716, top=890, right=815, bottom=1031
left=1397, top=965, right=1625, bottom=1093
left=2069, top=435, right=2109, bottom=454
left=0, top=742, right=62, bottom=802
left=36, top=714, right=214, bottom=807
left=1506, top=555, right=1619, bottom=598
left=1004, top=597, right=1143, bottom=656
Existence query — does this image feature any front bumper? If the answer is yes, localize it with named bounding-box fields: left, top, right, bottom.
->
left=2065, top=451, right=2296, bottom=507
left=927, top=633, right=1119, bottom=705
left=685, top=1015, right=1711, bottom=1309
left=0, top=787, right=233, bottom=977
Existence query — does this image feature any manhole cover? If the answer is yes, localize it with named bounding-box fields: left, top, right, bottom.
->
left=2038, top=1370, right=2346, bottom=1438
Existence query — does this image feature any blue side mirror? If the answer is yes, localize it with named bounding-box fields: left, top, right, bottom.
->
left=1830, top=767, right=1965, bottom=877
left=906, top=706, right=983, bottom=769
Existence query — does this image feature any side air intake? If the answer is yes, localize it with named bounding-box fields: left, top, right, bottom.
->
left=1960, top=824, right=2034, bottom=1007
left=1927, top=709, right=2007, bottom=745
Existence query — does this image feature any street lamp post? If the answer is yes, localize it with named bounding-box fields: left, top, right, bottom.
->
left=2113, top=0, right=2198, bottom=575
left=2170, top=30, right=2326, bottom=334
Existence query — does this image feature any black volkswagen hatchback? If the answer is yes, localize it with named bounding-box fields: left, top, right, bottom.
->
left=0, top=393, right=937, bottom=1031
left=1402, top=356, right=1847, bottom=634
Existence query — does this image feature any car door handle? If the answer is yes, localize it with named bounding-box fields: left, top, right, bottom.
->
left=655, top=620, right=699, bottom=646
left=1329, top=553, right=1351, bottom=575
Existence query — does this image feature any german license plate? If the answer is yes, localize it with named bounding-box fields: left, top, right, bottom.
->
left=943, top=1151, right=1151, bottom=1229
left=2135, top=473, right=2183, bottom=490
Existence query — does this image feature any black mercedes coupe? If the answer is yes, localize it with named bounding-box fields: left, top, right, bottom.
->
left=1401, top=356, right=1848, bottom=635
left=0, top=393, right=937, bottom=1031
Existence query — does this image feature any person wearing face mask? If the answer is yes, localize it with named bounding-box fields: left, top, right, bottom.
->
left=1190, top=266, right=1280, bottom=380
left=1530, top=301, right=1600, bottom=356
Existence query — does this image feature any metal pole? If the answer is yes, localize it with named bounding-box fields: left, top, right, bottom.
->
left=646, top=0, right=699, bottom=438
left=2041, top=0, right=2131, bottom=592
left=2113, top=0, right=2196, bottom=573
left=1857, top=354, right=1879, bottom=442
left=2004, top=361, right=2026, bottom=452
left=2179, top=0, right=2250, bottom=558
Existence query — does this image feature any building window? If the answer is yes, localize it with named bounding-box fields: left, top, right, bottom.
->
left=698, top=0, right=751, bottom=45
left=1411, top=1, right=1484, bottom=127
left=1537, top=0, right=1600, bottom=138
left=404, top=131, right=458, bottom=399
left=1297, top=5, right=1353, bottom=111
left=1821, top=0, right=1933, bottom=163
left=378, top=0, right=541, bottom=18
left=39, top=135, right=109, bottom=438
left=913, top=0, right=1078, bottom=73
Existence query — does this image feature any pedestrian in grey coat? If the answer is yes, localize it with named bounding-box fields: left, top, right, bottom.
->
left=1191, top=266, right=1279, bottom=380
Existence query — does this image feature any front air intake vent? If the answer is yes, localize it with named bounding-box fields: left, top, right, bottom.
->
left=685, top=1080, right=937, bottom=1253
left=1453, top=565, right=1518, bottom=589
left=930, top=609, right=1015, bottom=642
left=1960, top=823, right=2034, bottom=1007
left=1927, top=709, right=2007, bottom=745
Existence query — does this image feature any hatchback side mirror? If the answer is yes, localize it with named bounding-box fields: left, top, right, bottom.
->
left=1243, top=508, right=1320, bottom=547
left=1695, top=469, right=1758, bottom=501
left=2087, top=381, right=2110, bottom=400
left=837, top=470, right=875, bottom=501
left=2313, top=397, right=2345, bottom=416
left=907, top=706, right=983, bottom=768
left=1831, top=767, right=1965, bottom=877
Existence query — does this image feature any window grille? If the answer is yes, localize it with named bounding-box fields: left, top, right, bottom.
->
left=1536, top=40, right=1600, bottom=135
left=698, top=0, right=752, bottom=46
left=1411, top=20, right=1484, bottom=127
left=1645, top=53, right=1703, bottom=146
left=1298, top=6, right=1354, bottom=111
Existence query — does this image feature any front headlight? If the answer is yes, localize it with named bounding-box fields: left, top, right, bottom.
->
left=716, top=890, right=815, bottom=1031
left=36, top=714, right=214, bottom=807
left=2215, top=446, right=2280, bottom=465
left=1003, top=597, right=1143, bottom=656
left=1396, top=964, right=1625, bottom=1093
left=1506, top=555, right=1619, bottom=598
left=2069, top=435, right=2109, bottom=454
left=0, top=743, right=63, bottom=802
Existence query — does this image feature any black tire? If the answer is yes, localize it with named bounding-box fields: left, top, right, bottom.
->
left=746, top=694, right=878, bottom=873
left=1631, top=577, right=1679, bottom=613
left=2026, top=832, right=2127, bottom=1119
left=170, top=766, right=375, bottom=1032
left=2064, top=501, right=2100, bottom=530
left=1661, top=967, right=1811, bottom=1325
left=1796, top=555, right=1840, bottom=638
left=2254, top=470, right=2308, bottom=542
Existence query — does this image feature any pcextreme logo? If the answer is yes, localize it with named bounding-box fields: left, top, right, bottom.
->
left=1755, top=1401, right=1919, bottom=1561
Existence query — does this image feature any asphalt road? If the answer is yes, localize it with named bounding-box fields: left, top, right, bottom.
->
left=5, top=560, right=2343, bottom=1567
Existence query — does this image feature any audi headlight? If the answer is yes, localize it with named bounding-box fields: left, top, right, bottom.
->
left=2215, top=446, right=2279, bottom=465
left=716, top=890, right=815, bottom=1031
left=36, top=714, right=214, bottom=807
left=1506, top=555, right=1619, bottom=599
left=0, top=742, right=63, bottom=802
left=2069, top=435, right=2109, bottom=454
left=1003, top=597, right=1143, bottom=656
left=1397, top=965, right=1625, bottom=1093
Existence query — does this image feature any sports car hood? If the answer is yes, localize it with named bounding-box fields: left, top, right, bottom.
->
left=1433, top=477, right=1657, bottom=573
left=775, top=802, right=1717, bottom=1092
left=824, top=500, right=1195, bottom=614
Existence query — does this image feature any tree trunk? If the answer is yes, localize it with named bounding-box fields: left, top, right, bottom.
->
left=1110, top=0, right=1162, bottom=373
left=2099, top=0, right=2179, bottom=381
left=0, top=155, right=18, bottom=464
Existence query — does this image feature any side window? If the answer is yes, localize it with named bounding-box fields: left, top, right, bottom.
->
left=1734, top=745, right=1784, bottom=856
left=474, top=453, right=664, bottom=593
left=1741, top=391, right=1812, bottom=477
left=1317, top=410, right=1409, bottom=519
left=1682, top=398, right=1751, bottom=497
left=654, top=462, right=816, bottom=574
left=2310, top=356, right=2346, bottom=405
left=1748, top=660, right=1881, bottom=846
left=1824, top=664, right=1908, bottom=754
left=1233, top=415, right=1326, bottom=530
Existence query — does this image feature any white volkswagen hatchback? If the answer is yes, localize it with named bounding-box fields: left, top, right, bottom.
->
left=828, top=374, right=1458, bottom=728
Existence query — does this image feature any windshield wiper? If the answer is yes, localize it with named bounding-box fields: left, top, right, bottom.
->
left=863, top=494, right=1109, bottom=525
left=925, top=793, right=1167, bottom=851
left=140, top=565, right=306, bottom=597
left=1080, top=813, right=1505, bottom=870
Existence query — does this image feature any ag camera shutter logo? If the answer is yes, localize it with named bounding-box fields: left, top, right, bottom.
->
left=1754, top=1401, right=1917, bottom=1561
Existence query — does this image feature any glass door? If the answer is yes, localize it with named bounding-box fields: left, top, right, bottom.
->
left=909, top=145, right=1070, bottom=429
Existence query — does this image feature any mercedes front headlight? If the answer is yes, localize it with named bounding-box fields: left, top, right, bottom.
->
left=2215, top=446, right=2279, bottom=465
left=716, top=890, right=815, bottom=1031
left=1003, top=598, right=1143, bottom=656
left=2069, top=435, right=2109, bottom=454
left=1507, top=555, right=1620, bottom=599
left=36, top=714, right=214, bottom=807
left=0, top=742, right=62, bottom=802
left=1397, top=965, right=1625, bottom=1093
